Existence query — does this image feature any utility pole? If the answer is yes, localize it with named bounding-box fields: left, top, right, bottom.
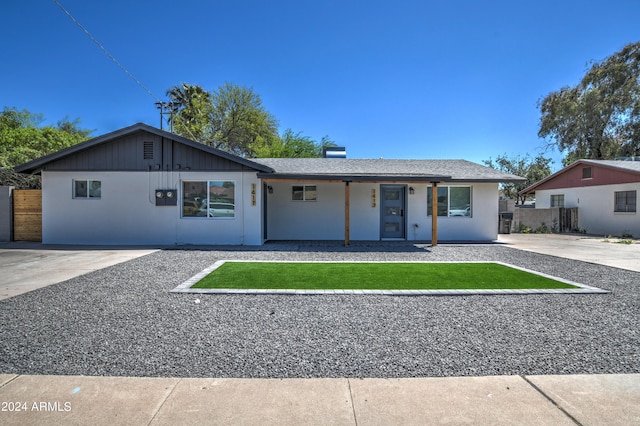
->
left=155, top=101, right=177, bottom=132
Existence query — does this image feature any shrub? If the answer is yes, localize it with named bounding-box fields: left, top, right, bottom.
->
left=535, top=222, right=552, bottom=234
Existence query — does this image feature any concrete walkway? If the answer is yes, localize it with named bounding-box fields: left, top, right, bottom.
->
left=1, top=236, right=639, bottom=425
left=1, top=373, right=638, bottom=425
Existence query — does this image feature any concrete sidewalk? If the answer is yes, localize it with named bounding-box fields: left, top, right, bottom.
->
left=1, top=374, right=638, bottom=425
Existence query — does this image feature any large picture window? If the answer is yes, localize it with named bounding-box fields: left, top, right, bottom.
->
left=73, top=180, right=101, bottom=199
left=182, top=181, right=235, bottom=218
left=614, top=190, right=636, bottom=213
left=428, top=186, right=471, bottom=217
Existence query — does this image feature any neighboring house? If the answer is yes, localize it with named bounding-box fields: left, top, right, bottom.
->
left=15, top=123, right=523, bottom=245
left=520, top=159, right=640, bottom=237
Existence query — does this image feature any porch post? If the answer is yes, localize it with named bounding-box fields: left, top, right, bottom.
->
left=344, top=181, right=350, bottom=246
left=431, top=182, right=438, bottom=246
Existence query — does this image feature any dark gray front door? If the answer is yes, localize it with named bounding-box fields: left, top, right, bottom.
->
left=380, top=185, right=406, bottom=239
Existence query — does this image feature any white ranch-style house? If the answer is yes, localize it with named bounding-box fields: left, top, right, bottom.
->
left=15, top=123, right=524, bottom=245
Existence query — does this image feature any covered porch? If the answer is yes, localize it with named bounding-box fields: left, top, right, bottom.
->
left=260, top=176, right=447, bottom=246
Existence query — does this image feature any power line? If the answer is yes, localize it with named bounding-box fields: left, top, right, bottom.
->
left=52, top=0, right=161, bottom=103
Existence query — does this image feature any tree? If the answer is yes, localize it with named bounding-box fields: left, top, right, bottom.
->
left=538, top=41, right=640, bottom=166
left=56, top=117, right=93, bottom=138
left=0, top=107, right=91, bottom=188
left=167, top=82, right=279, bottom=157
left=252, top=129, right=336, bottom=158
left=210, top=83, right=279, bottom=156
left=483, top=154, right=553, bottom=205
left=166, top=83, right=213, bottom=142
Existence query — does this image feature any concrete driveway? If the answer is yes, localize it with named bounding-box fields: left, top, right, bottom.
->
left=0, top=242, right=158, bottom=300
left=497, top=233, right=640, bottom=272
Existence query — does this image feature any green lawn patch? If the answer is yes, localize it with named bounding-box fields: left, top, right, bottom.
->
left=191, top=262, right=577, bottom=290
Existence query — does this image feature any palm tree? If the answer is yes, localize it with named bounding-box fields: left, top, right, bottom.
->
left=165, top=83, right=212, bottom=142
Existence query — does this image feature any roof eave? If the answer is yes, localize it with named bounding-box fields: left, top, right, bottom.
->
left=257, top=173, right=523, bottom=183
left=459, top=177, right=526, bottom=183
left=258, top=173, right=453, bottom=182
left=519, top=159, right=596, bottom=195
left=14, top=123, right=274, bottom=174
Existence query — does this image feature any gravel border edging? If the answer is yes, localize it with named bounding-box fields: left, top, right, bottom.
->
left=171, top=259, right=608, bottom=295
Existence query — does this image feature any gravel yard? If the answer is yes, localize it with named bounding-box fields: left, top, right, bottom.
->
left=1, top=242, right=638, bottom=378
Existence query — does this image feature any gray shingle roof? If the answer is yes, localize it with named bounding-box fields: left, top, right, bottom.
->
left=582, top=159, right=640, bottom=172
left=253, top=158, right=524, bottom=182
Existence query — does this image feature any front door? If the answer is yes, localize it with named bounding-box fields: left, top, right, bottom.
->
left=380, top=185, right=406, bottom=239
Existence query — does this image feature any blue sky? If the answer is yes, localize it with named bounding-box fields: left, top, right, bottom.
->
left=2, top=1, right=639, bottom=170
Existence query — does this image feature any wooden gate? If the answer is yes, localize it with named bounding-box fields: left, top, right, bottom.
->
left=13, top=190, right=42, bottom=241
left=559, top=207, right=579, bottom=233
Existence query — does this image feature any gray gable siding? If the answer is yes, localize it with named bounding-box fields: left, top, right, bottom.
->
left=15, top=123, right=273, bottom=174
left=38, top=130, right=251, bottom=172
left=172, top=142, right=251, bottom=171
left=42, top=131, right=155, bottom=171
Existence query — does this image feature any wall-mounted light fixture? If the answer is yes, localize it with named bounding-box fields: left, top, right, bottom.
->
left=268, top=185, right=273, bottom=194
left=409, top=187, right=415, bottom=195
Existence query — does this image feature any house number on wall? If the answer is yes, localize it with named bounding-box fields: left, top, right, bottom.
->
left=371, top=189, right=376, bottom=207
left=251, top=184, right=256, bottom=206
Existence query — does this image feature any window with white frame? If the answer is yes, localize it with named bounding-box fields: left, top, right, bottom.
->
left=292, top=185, right=317, bottom=201
left=582, top=167, right=592, bottom=179
left=614, top=190, right=636, bottom=213
left=182, top=181, right=235, bottom=218
left=73, top=180, right=101, bottom=199
left=427, top=186, right=471, bottom=217
left=550, top=194, right=564, bottom=207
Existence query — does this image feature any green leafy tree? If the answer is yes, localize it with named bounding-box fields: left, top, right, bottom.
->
left=0, top=107, right=91, bottom=188
left=210, top=83, right=279, bottom=156
left=538, top=41, right=640, bottom=165
left=252, top=129, right=336, bottom=158
left=167, top=82, right=279, bottom=157
left=483, top=154, right=553, bottom=205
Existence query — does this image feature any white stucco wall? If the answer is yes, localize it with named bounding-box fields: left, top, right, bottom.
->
left=265, top=182, right=346, bottom=240
left=407, top=183, right=498, bottom=241
left=41, top=171, right=263, bottom=245
left=42, top=172, right=501, bottom=245
left=535, top=183, right=639, bottom=237
left=266, top=182, right=499, bottom=241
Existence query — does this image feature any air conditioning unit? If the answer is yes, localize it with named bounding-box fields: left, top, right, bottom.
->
left=155, top=189, right=178, bottom=206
